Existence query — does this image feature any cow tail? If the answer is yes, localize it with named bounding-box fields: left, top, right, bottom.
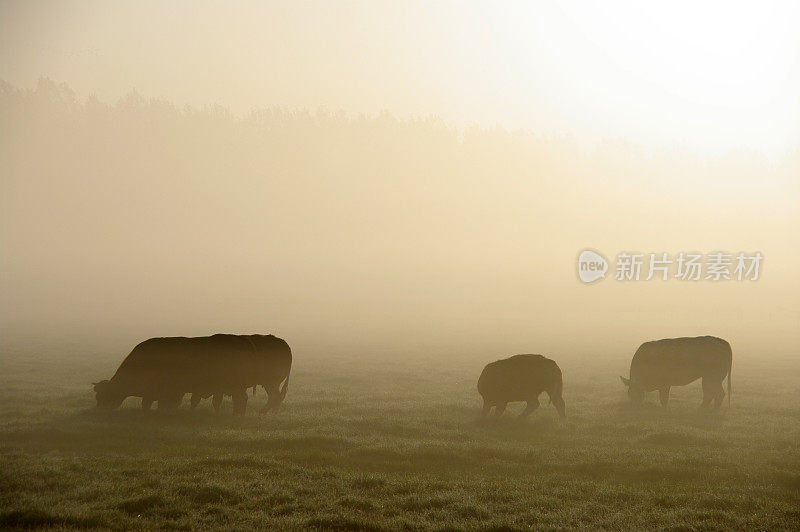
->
left=280, top=367, right=291, bottom=400
left=727, top=355, right=732, bottom=408
left=549, top=377, right=563, bottom=404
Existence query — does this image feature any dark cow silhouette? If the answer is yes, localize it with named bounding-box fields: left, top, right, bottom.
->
left=620, top=336, right=731, bottom=409
left=93, top=334, right=291, bottom=415
left=478, top=354, right=566, bottom=418
left=189, top=389, right=248, bottom=413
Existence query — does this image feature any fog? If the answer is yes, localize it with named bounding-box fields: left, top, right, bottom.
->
left=3, top=5, right=800, bottom=530
left=2, top=1, right=799, bottom=359
left=1, top=79, right=798, bottom=358
left=4, top=2, right=800, bottom=159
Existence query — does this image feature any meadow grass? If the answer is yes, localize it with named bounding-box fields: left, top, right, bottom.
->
left=1, top=343, right=798, bottom=530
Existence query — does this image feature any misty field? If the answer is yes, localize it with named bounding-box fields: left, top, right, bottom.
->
left=1, top=343, right=799, bottom=531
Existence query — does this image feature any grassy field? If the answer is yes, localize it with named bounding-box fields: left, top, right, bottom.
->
left=1, top=341, right=799, bottom=530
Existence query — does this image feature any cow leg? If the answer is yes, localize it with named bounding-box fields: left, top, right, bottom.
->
left=158, top=396, right=176, bottom=410
left=659, top=387, right=670, bottom=407
left=519, top=397, right=540, bottom=418
left=159, top=392, right=184, bottom=410
left=552, top=396, right=566, bottom=418
left=142, top=397, right=154, bottom=410
left=211, top=393, right=223, bottom=412
left=232, top=389, right=248, bottom=416
left=713, top=380, right=726, bottom=409
left=547, top=388, right=566, bottom=418
left=700, top=378, right=716, bottom=409
left=494, top=402, right=507, bottom=417
left=190, top=394, right=201, bottom=409
left=481, top=399, right=492, bottom=418
left=260, top=383, right=281, bottom=414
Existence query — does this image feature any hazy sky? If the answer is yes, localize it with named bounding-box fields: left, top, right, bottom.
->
left=2, top=1, right=799, bottom=158
left=1, top=2, right=799, bottom=357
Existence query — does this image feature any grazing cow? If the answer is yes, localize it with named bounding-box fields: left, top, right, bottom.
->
left=93, top=334, right=292, bottom=415
left=478, top=354, right=566, bottom=418
left=620, top=336, right=732, bottom=409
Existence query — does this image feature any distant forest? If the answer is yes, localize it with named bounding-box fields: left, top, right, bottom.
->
left=1, top=78, right=798, bottom=352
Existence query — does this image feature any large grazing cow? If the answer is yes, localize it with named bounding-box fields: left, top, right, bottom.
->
left=93, top=334, right=292, bottom=415
left=620, top=336, right=731, bottom=409
left=478, top=354, right=566, bottom=418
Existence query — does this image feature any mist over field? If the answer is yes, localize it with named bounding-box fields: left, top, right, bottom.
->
left=1, top=77, right=798, bottom=530
left=1, top=80, right=798, bottom=359
left=1, top=1, right=800, bottom=530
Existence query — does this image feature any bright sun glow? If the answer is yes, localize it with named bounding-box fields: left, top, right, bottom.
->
left=1, top=1, right=798, bottom=158
left=485, top=1, right=800, bottom=157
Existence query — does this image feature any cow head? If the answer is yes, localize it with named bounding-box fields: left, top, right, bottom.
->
left=93, top=380, right=125, bottom=409
left=619, top=376, right=644, bottom=403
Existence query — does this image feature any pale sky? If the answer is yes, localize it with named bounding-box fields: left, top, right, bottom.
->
left=2, top=1, right=799, bottom=355
left=2, top=1, right=799, bottom=159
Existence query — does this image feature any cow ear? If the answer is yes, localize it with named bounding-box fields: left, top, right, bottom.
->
left=619, top=376, right=630, bottom=387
